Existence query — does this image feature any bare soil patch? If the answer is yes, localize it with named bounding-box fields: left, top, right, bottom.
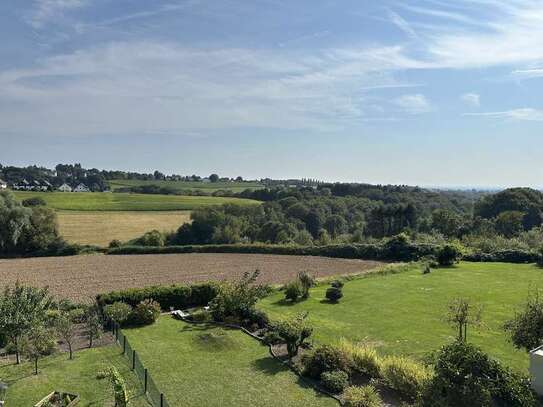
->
left=0, top=253, right=383, bottom=303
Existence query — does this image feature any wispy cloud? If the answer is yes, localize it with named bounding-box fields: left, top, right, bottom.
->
left=464, top=108, right=543, bottom=121
left=388, top=11, right=419, bottom=40
left=461, top=93, right=480, bottom=108
left=393, top=94, right=433, bottom=114
left=512, top=67, right=543, bottom=79
left=28, top=0, right=88, bottom=28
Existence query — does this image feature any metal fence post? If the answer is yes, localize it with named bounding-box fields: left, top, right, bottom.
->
left=144, top=369, right=148, bottom=393
left=132, top=350, right=136, bottom=370
left=160, top=393, right=164, bottom=407
left=123, top=336, right=126, bottom=355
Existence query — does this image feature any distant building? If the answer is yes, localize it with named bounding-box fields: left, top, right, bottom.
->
left=73, top=183, right=90, bottom=192
left=201, top=178, right=211, bottom=183
left=58, top=183, right=72, bottom=192
left=0, top=179, right=7, bottom=190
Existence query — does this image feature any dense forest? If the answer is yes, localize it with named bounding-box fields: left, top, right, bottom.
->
left=131, top=186, right=543, bottom=257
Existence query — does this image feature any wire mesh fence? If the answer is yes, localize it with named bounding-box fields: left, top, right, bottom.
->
left=112, top=324, right=171, bottom=407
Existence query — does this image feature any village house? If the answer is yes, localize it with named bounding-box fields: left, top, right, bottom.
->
left=0, top=179, right=7, bottom=190
left=57, top=183, right=72, bottom=192
left=73, top=183, right=90, bottom=192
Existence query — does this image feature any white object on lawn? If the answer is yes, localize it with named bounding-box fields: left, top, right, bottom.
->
left=530, top=345, right=543, bottom=395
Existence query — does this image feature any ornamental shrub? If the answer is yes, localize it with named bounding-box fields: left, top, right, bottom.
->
left=343, top=385, right=384, bottom=407
left=129, top=299, right=161, bottom=326
left=284, top=280, right=304, bottom=302
left=437, top=244, right=460, bottom=266
left=380, top=355, right=433, bottom=402
left=103, top=302, right=132, bottom=326
left=326, top=286, right=343, bottom=303
left=321, top=370, right=349, bottom=393
left=302, top=344, right=351, bottom=379
left=337, top=338, right=381, bottom=378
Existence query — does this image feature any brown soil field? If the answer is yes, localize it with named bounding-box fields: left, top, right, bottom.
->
left=57, top=210, right=191, bottom=246
left=0, top=253, right=383, bottom=303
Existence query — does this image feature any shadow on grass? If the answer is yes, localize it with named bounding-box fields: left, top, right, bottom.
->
left=251, top=356, right=290, bottom=375
left=319, top=299, right=339, bottom=305
left=270, top=298, right=308, bottom=307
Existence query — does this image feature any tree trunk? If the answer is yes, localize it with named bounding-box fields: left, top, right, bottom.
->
left=69, top=343, right=73, bottom=360
left=34, top=358, right=38, bottom=375
left=89, top=334, right=93, bottom=348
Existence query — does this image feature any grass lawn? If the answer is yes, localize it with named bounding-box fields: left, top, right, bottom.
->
left=57, top=210, right=191, bottom=246
left=0, top=345, right=148, bottom=406
left=123, top=317, right=335, bottom=407
left=259, top=262, right=541, bottom=373
left=108, top=179, right=264, bottom=193
left=13, top=191, right=259, bottom=211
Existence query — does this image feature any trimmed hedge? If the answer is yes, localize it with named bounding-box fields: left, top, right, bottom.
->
left=96, top=282, right=218, bottom=311
left=108, top=242, right=439, bottom=262
left=463, top=250, right=540, bottom=264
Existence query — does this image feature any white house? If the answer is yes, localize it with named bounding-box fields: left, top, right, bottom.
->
left=73, top=183, right=90, bottom=192
left=58, top=183, right=72, bottom=192
left=0, top=179, right=7, bottom=190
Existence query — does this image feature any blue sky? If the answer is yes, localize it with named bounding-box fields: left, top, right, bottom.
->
left=1, top=0, right=542, bottom=187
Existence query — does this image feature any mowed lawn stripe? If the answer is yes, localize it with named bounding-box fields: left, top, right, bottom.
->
left=258, top=262, right=539, bottom=372
left=13, top=191, right=259, bottom=211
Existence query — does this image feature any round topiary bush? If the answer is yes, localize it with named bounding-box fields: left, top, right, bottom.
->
left=321, top=370, right=349, bottom=393
left=284, top=280, right=304, bottom=302
left=326, top=287, right=343, bottom=303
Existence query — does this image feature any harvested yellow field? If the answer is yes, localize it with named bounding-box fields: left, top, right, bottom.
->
left=57, top=211, right=191, bottom=246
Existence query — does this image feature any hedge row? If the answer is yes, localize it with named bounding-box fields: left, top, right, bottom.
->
left=463, top=249, right=541, bottom=264
left=96, top=282, right=219, bottom=311
left=107, top=242, right=440, bottom=262
left=108, top=243, right=543, bottom=264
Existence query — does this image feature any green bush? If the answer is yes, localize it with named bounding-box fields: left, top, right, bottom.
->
left=320, top=370, right=349, bottom=393
left=109, top=239, right=122, bottom=249
left=343, top=385, right=384, bottom=407
left=422, top=341, right=536, bottom=407
left=271, top=313, right=313, bottom=358
left=128, top=299, right=161, bottom=326
left=331, top=280, right=344, bottom=289
left=284, top=280, right=304, bottom=302
left=302, top=344, right=351, bottom=379
left=437, top=244, right=461, bottom=266
left=96, top=282, right=218, bottom=310
left=337, top=339, right=381, bottom=378
left=103, top=302, right=132, bottom=325
left=326, top=286, right=343, bottom=303
left=22, top=197, right=46, bottom=207
left=380, top=355, right=433, bottom=402
left=504, top=291, right=543, bottom=352
left=190, top=309, right=212, bottom=322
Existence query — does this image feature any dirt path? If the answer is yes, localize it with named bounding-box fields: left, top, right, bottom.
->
left=0, top=253, right=383, bottom=303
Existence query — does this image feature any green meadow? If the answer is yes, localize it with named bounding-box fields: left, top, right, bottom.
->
left=258, top=262, right=541, bottom=372
left=13, top=191, right=260, bottom=211
left=108, top=179, right=264, bottom=193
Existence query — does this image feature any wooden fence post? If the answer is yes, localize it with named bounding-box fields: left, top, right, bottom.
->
left=132, top=350, right=136, bottom=370
left=160, top=393, right=164, bottom=407
left=123, top=336, right=126, bottom=355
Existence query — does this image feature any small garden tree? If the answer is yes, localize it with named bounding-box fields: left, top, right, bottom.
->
left=445, top=298, right=482, bottom=342
left=85, top=305, right=103, bottom=348
left=0, top=283, right=52, bottom=364
left=21, top=326, right=57, bottom=375
left=210, top=270, right=267, bottom=322
left=273, top=313, right=313, bottom=359
left=504, top=291, right=543, bottom=352
left=55, top=310, right=78, bottom=360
